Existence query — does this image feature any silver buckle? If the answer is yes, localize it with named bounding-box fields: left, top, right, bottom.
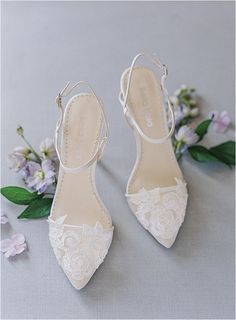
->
left=55, top=93, right=62, bottom=108
left=162, top=64, right=168, bottom=78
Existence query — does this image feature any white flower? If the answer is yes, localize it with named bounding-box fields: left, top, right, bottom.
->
left=170, top=96, right=179, bottom=105
left=190, top=107, right=199, bottom=117
left=174, top=105, right=191, bottom=126
left=175, top=125, right=199, bottom=146
left=40, top=138, right=57, bottom=161
left=7, top=147, right=30, bottom=172
left=174, top=89, right=181, bottom=96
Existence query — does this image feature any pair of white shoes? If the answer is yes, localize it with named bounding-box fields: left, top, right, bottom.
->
left=48, top=53, right=188, bottom=289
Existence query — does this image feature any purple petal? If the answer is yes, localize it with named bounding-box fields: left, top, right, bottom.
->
left=5, top=247, right=16, bottom=258
left=27, top=176, right=40, bottom=188
left=44, top=170, right=55, bottom=179
left=25, top=161, right=41, bottom=176
left=213, top=123, right=223, bottom=133
left=0, top=239, right=13, bottom=252
left=210, top=110, right=231, bottom=133
left=11, top=233, right=25, bottom=245
left=36, top=181, right=48, bottom=194
left=1, top=216, right=9, bottom=224
left=14, top=243, right=27, bottom=254
left=220, top=112, right=231, bottom=125
left=1, top=212, right=8, bottom=224
left=42, top=160, right=53, bottom=172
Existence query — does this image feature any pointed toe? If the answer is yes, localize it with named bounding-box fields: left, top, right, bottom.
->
left=155, top=233, right=178, bottom=248
left=127, top=178, right=188, bottom=247
left=48, top=217, right=113, bottom=289
left=64, top=269, right=95, bottom=290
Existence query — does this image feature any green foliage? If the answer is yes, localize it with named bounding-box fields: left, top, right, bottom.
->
left=0, top=186, right=42, bottom=205
left=18, top=198, right=53, bottom=219
left=188, top=141, right=235, bottom=166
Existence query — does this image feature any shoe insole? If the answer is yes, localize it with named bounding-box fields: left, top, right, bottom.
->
left=51, top=94, right=112, bottom=229
left=122, top=67, right=183, bottom=193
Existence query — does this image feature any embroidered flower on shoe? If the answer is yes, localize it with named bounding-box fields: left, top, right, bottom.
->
left=63, top=248, right=94, bottom=281
left=128, top=178, right=188, bottom=240
left=48, top=217, right=113, bottom=281
left=130, top=187, right=161, bottom=214
left=150, top=206, right=181, bottom=239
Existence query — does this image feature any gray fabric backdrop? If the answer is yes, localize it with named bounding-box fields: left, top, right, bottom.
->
left=1, top=1, right=235, bottom=319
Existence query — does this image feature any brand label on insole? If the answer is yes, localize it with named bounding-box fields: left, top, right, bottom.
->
left=139, top=87, right=153, bottom=127
left=76, top=113, right=87, bottom=161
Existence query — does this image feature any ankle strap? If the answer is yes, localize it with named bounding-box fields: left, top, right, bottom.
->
left=119, top=52, right=175, bottom=144
left=55, top=81, right=109, bottom=173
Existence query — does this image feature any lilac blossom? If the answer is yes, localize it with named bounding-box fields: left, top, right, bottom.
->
left=7, top=147, right=31, bottom=172
left=0, top=233, right=27, bottom=258
left=175, top=125, right=199, bottom=146
left=209, top=110, right=231, bottom=133
left=23, top=160, right=56, bottom=194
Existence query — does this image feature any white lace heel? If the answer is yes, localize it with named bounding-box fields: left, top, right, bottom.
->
left=119, top=53, right=188, bottom=248
left=48, top=82, right=114, bottom=289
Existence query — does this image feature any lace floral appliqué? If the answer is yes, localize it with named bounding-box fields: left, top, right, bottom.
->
left=48, top=216, right=113, bottom=281
left=128, top=178, right=188, bottom=240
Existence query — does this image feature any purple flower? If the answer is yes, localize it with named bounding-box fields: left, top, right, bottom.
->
left=175, top=125, right=199, bottom=146
left=23, top=160, right=56, bottom=194
left=40, top=138, right=58, bottom=161
left=0, top=233, right=27, bottom=258
left=209, top=110, right=231, bottom=133
left=1, top=212, right=8, bottom=224
left=7, top=147, right=30, bottom=172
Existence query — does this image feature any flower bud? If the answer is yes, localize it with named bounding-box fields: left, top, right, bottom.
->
left=190, top=107, right=199, bottom=117
left=16, top=125, right=24, bottom=136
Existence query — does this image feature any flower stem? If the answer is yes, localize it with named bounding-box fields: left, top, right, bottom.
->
left=176, top=153, right=183, bottom=161
left=174, top=141, right=182, bottom=153
left=174, top=141, right=185, bottom=161
left=44, top=193, right=55, bottom=196
left=21, top=135, right=42, bottom=163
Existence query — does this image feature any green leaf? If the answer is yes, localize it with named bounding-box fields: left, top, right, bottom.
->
left=18, top=197, right=53, bottom=219
left=188, top=145, right=221, bottom=163
left=0, top=186, right=43, bottom=205
left=195, top=119, right=212, bottom=142
left=210, top=141, right=235, bottom=166
left=188, top=142, right=235, bottom=166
